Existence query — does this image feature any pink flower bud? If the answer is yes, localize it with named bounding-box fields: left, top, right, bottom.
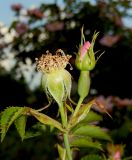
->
left=75, top=30, right=98, bottom=71
left=80, top=41, right=91, bottom=60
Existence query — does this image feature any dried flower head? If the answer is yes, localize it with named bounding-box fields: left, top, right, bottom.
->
left=36, top=49, right=72, bottom=105
left=36, top=49, right=72, bottom=73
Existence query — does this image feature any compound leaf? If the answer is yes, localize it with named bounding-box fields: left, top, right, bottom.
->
left=81, top=111, right=102, bottom=123
left=29, top=108, right=65, bottom=132
left=69, top=100, right=95, bottom=129
left=73, top=125, right=111, bottom=141
left=81, top=154, right=102, bottom=160
left=1, top=107, right=25, bottom=142
left=70, top=137, right=102, bottom=150
left=57, top=144, right=67, bottom=160
left=15, top=115, right=27, bottom=140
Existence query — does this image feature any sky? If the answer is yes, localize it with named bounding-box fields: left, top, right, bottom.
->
left=0, top=0, right=132, bottom=28
left=0, top=0, right=63, bottom=26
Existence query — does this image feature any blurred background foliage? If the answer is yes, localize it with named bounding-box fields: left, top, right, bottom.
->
left=0, top=0, right=132, bottom=159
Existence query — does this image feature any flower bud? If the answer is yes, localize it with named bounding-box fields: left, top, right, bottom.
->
left=36, top=50, right=72, bottom=105
left=75, top=28, right=99, bottom=99
left=80, top=41, right=91, bottom=60
left=75, top=29, right=98, bottom=71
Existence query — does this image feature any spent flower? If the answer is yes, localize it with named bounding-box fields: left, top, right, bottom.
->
left=36, top=50, right=72, bottom=105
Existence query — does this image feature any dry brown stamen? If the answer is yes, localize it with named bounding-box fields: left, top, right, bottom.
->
left=36, top=49, right=72, bottom=73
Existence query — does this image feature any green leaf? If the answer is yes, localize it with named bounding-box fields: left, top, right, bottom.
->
left=29, top=108, right=65, bottom=132
left=73, top=125, right=111, bottom=141
left=32, top=122, right=47, bottom=132
left=70, top=137, right=102, bottom=150
left=71, top=111, right=102, bottom=132
left=123, top=156, right=132, bottom=160
left=81, top=111, right=102, bottom=123
left=24, top=130, right=41, bottom=139
left=1, top=107, right=25, bottom=142
left=57, top=144, right=67, bottom=160
left=81, top=154, right=102, bottom=160
left=23, top=122, right=45, bottom=139
left=15, top=115, right=27, bottom=140
left=69, top=100, right=94, bottom=129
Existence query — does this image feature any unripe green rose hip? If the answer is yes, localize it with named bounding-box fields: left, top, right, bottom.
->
left=36, top=50, right=72, bottom=105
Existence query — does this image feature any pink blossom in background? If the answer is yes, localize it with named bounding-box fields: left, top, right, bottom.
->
left=114, top=16, right=123, bottom=27
left=94, top=95, right=132, bottom=114
left=113, top=97, right=132, bottom=107
left=28, top=8, right=44, bottom=19
left=93, top=95, right=132, bottom=117
left=80, top=41, right=91, bottom=60
left=95, top=95, right=114, bottom=112
left=11, top=3, right=23, bottom=11
left=99, top=35, right=120, bottom=47
left=113, top=151, right=121, bottom=160
left=45, top=21, right=64, bottom=32
left=107, top=144, right=124, bottom=160
left=15, top=23, right=28, bottom=35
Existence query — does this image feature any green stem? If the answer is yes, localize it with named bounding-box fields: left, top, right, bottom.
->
left=59, top=103, right=72, bottom=160
left=72, top=71, right=90, bottom=117
left=63, top=134, right=72, bottom=160
left=72, top=97, right=84, bottom=117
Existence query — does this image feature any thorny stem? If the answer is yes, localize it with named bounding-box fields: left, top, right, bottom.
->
left=72, top=97, right=84, bottom=117
left=59, top=103, right=72, bottom=160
